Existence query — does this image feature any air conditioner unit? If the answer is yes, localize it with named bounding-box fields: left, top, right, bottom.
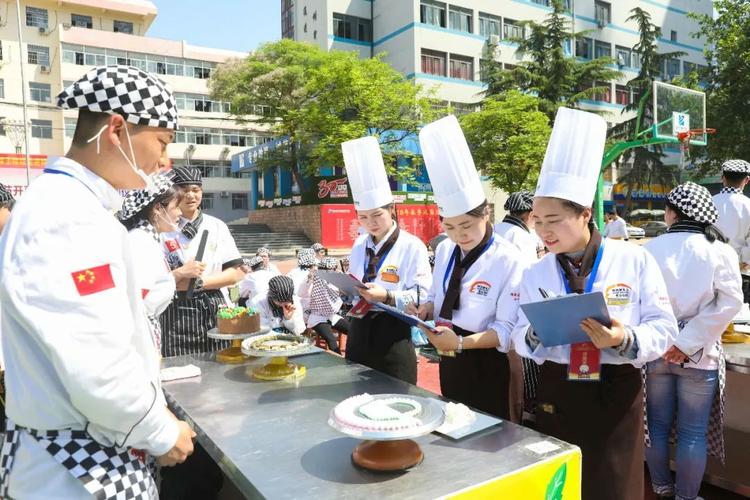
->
left=38, top=26, right=50, bottom=35
left=62, top=23, right=71, bottom=29
left=219, top=191, right=230, bottom=198
left=488, top=34, right=500, bottom=45
left=40, top=65, right=51, bottom=74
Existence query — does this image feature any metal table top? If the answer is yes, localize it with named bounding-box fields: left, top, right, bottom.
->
left=725, top=343, right=750, bottom=374
left=162, top=351, right=578, bottom=499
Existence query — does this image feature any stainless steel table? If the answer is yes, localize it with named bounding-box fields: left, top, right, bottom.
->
left=724, top=342, right=750, bottom=375
left=162, top=351, right=580, bottom=499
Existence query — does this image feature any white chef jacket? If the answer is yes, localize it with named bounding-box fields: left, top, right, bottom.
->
left=239, top=269, right=276, bottom=300
left=0, top=157, right=178, bottom=498
left=603, top=217, right=628, bottom=239
left=127, top=227, right=175, bottom=318
left=713, top=191, right=750, bottom=267
left=348, top=222, right=432, bottom=307
left=297, top=275, right=344, bottom=328
left=494, top=221, right=541, bottom=262
left=250, top=293, right=306, bottom=335
left=428, top=236, right=527, bottom=352
left=645, top=232, right=743, bottom=370
left=287, top=266, right=310, bottom=294
left=512, top=239, right=677, bottom=367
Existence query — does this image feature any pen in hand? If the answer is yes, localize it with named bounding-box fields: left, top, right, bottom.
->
left=539, top=288, right=550, bottom=299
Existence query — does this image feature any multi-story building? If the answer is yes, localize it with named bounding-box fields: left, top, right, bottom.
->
left=0, top=0, right=265, bottom=221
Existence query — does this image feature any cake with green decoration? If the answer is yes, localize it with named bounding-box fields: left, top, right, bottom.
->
left=217, top=306, right=261, bottom=334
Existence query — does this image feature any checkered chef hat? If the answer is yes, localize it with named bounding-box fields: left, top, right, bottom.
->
left=319, top=257, right=338, bottom=271
left=0, top=183, right=14, bottom=204
left=504, top=191, right=534, bottom=212
left=247, top=255, right=264, bottom=270
left=721, top=159, right=750, bottom=174
left=170, top=166, right=202, bottom=186
left=57, top=65, right=178, bottom=130
left=257, top=247, right=270, bottom=257
left=297, top=248, right=319, bottom=268
left=667, top=182, right=718, bottom=225
left=118, top=173, right=174, bottom=221
left=311, top=243, right=326, bottom=252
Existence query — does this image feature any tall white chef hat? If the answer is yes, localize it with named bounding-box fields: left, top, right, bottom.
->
left=535, top=107, right=607, bottom=207
left=341, top=136, right=393, bottom=211
left=419, top=115, right=485, bottom=218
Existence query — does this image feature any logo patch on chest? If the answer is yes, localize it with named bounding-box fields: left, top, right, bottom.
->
left=469, top=280, right=492, bottom=297
left=605, top=283, right=633, bottom=306
left=380, top=265, right=400, bottom=283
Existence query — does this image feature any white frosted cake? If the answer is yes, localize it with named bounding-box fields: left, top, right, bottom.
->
left=333, top=393, right=424, bottom=432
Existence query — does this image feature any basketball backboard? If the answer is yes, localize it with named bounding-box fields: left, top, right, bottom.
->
left=652, top=81, right=707, bottom=146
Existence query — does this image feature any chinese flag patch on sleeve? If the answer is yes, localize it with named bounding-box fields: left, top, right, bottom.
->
left=71, top=264, right=115, bottom=296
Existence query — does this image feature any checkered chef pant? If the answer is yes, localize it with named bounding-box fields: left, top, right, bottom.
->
left=0, top=419, right=157, bottom=499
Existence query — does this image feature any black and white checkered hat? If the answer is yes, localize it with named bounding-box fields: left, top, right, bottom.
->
left=118, top=173, right=174, bottom=221
left=170, top=166, right=202, bottom=186
left=0, top=183, right=13, bottom=204
left=248, top=255, right=264, bottom=269
left=721, top=159, right=750, bottom=174
left=504, top=191, right=534, bottom=212
left=311, top=243, right=326, bottom=252
left=297, top=248, right=319, bottom=268
left=319, top=257, right=338, bottom=270
left=57, top=65, right=178, bottom=130
left=667, top=181, right=718, bottom=225
left=257, top=247, right=270, bottom=256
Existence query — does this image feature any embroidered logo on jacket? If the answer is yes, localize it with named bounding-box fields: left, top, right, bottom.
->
left=605, top=283, right=633, bottom=306
left=469, top=280, right=492, bottom=297
left=71, top=264, right=115, bottom=296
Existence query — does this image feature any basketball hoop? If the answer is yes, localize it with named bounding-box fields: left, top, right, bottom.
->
left=677, top=128, right=716, bottom=169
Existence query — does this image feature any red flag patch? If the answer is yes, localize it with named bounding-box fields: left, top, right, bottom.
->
left=164, top=239, right=180, bottom=252
left=71, top=264, right=115, bottom=296
left=141, top=289, right=150, bottom=299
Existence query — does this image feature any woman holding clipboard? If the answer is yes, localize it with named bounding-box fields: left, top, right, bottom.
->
left=511, top=108, right=677, bottom=500
left=341, top=136, right=432, bottom=384
left=406, top=115, right=526, bottom=420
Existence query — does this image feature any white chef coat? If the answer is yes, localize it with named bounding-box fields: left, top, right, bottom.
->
left=287, top=266, right=310, bottom=294
left=713, top=191, right=750, bottom=267
left=512, top=239, right=677, bottom=367
left=645, top=232, right=743, bottom=370
left=0, top=157, right=178, bottom=499
left=348, top=222, right=432, bottom=307
left=250, top=294, right=306, bottom=335
left=603, top=217, right=628, bottom=239
left=127, top=227, right=175, bottom=318
left=428, top=236, right=527, bottom=351
left=494, top=220, right=542, bottom=262
left=239, top=269, right=276, bottom=300
left=297, top=275, right=344, bottom=328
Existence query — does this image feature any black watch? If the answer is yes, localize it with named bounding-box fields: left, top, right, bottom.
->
left=193, top=278, right=204, bottom=291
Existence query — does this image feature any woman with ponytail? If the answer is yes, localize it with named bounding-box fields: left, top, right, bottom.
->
left=644, top=182, right=743, bottom=500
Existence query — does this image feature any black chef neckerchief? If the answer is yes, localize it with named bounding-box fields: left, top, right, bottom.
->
left=364, top=226, right=401, bottom=283
left=181, top=212, right=204, bottom=239
left=556, top=225, right=602, bottom=294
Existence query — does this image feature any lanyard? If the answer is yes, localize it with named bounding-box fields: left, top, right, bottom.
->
left=363, top=237, right=396, bottom=283
left=442, top=235, right=495, bottom=294
left=559, top=242, right=605, bottom=294
left=43, top=168, right=98, bottom=199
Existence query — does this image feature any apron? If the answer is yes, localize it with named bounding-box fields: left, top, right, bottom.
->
left=346, top=312, right=417, bottom=384
left=159, top=289, right=229, bottom=357
left=0, top=419, right=157, bottom=500
left=439, top=325, right=522, bottom=421
left=536, top=362, right=644, bottom=500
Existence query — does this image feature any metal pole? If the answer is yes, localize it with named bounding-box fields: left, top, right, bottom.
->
left=15, top=0, right=32, bottom=186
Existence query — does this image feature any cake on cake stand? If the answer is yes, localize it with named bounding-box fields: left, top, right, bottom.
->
left=328, top=393, right=445, bottom=472
left=241, top=331, right=314, bottom=380
left=207, top=326, right=269, bottom=364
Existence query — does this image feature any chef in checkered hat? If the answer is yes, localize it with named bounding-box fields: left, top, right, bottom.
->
left=257, top=246, right=281, bottom=274
left=238, top=256, right=275, bottom=305
left=0, top=183, right=14, bottom=235
left=644, top=182, right=742, bottom=500
left=0, top=66, right=194, bottom=499
left=495, top=190, right=545, bottom=260
left=511, top=108, right=677, bottom=500
left=712, top=160, right=750, bottom=293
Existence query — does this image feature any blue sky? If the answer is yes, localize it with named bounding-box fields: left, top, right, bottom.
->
left=147, top=0, right=280, bottom=53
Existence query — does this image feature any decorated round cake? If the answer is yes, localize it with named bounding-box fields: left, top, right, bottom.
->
left=217, top=306, right=261, bottom=334
left=332, top=393, right=424, bottom=432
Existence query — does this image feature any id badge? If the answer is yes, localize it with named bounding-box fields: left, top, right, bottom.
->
left=434, top=319, right=456, bottom=358
left=347, top=298, right=373, bottom=319
left=568, top=342, right=601, bottom=382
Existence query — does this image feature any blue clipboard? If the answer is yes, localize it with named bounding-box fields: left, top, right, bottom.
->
left=374, top=302, right=439, bottom=333
left=520, top=291, right=611, bottom=347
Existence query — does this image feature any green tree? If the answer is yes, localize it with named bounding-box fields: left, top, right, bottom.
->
left=481, top=0, right=621, bottom=120
left=692, top=0, right=750, bottom=171
left=209, top=39, right=435, bottom=184
left=460, top=91, right=551, bottom=193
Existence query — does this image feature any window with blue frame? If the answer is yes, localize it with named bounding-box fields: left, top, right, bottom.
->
left=479, top=12, right=501, bottom=37
left=594, top=40, right=611, bottom=59
left=420, top=1, right=446, bottom=28
left=615, top=46, right=631, bottom=67
left=503, top=19, right=523, bottom=40
left=332, top=13, right=372, bottom=42
left=576, top=37, right=593, bottom=59
left=665, top=58, right=681, bottom=80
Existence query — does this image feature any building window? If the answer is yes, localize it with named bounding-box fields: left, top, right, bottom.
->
left=615, top=46, right=632, bottom=67
left=281, top=0, right=294, bottom=39
left=0, top=79, right=4, bottom=99
left=449, top=54, right=474, bottom=81
left=615, top=84, right=631, bottom=105
left=31, top=119, right=52, bottom=139
left=201, top=192, right=214, bottom=210
left=420, top=1, right=446, bottom=28
left=448, top=6, right=472, bottom=33
left=313, top=30, right=317, bottom=39
left=670, top=30, right=677, bottom=42
left=450, top=101, right=476, bottom=115
left=175, top=93, right=231, bottom=114
left=683, top=61, right=697, bottom=75
left=303, top=23, right=307, bottom=33
left=665, top=58, right=681, bottom=80
left=576, top=37, right=593, bottom=59
left=421, top=49, right=447, bottom=77
left=478, top=12, right=501, bottom=38
left=0, top=118, right=5, bottom=136
left=113, top=20, right=134, bottom=34
left=0, top=41, right=3, bottom=61
left=232, top=193, right=249, bottom=210
left=594, top=1, right=611, bottom=26
left=593, top=81, right=612, bottom=103
left=71, top=13, right=93, bottom=29
left=27, top=44, right=50, bottom=65
left=332, top=13, right=371, bottom=42
left=503, top=19, right=523, bottom=40
left=26, top=6, right=48, bottom=28
left=594, top=40, right=611, bottom=59
left=29, top=82, right=51, bottom=102
left=64, top=117, right=77, bottom=138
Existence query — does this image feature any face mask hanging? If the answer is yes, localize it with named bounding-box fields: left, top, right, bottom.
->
left=87, top=122, right=157, bottom=191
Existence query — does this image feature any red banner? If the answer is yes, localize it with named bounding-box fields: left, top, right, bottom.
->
left=396, top=204, right=441, bottom=244
left=320, top=204, right=360, bottom=249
